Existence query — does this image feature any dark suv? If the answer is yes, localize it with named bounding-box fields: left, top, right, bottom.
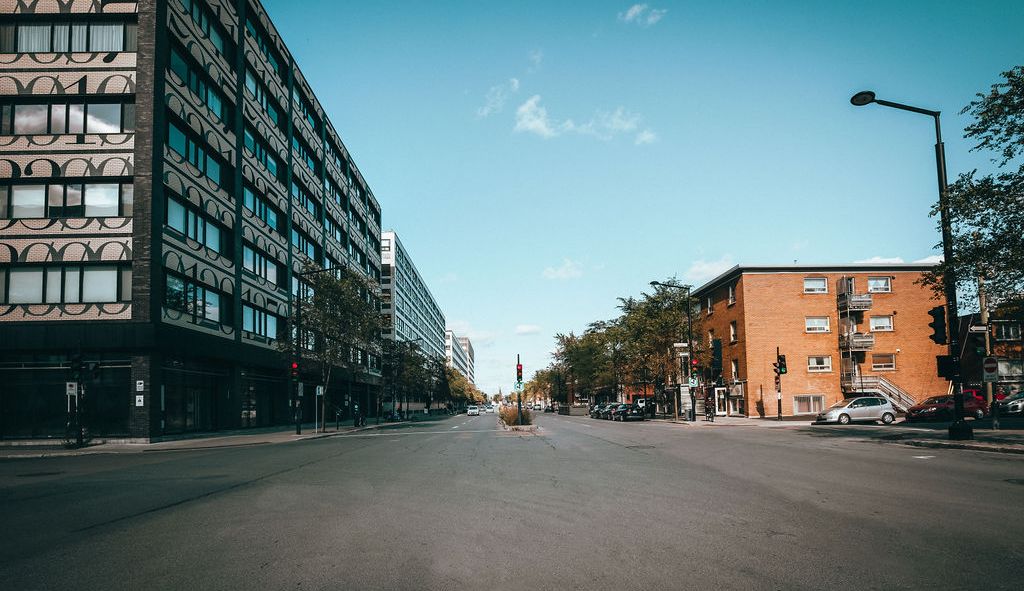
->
left=611, top=404, right=645, bottom=422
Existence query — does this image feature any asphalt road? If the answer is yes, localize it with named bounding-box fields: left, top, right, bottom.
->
left=1, top=413, right=1022, bottom=590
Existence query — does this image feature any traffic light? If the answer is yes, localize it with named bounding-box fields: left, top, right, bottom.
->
left=936, top=355, right=958, bottom=380
left=516, top=363, right=523, bottom=382
left=777, top=354, right=787, bottom=375
left=928, top=305, right=948, bottom=345
left=711, top=339, right=722, bottom=372
left=290, top=361, right=299, bottom=381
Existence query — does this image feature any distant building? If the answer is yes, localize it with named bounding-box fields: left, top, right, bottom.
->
left=457, top=336, right=475, bottom=384
left=957, top=309, right=1023, bottom=399
left=446, top=329, right=471, bottom=379
left=380, top=231, right=444, bottom=359
left=691, top=264, right=949, bottom=418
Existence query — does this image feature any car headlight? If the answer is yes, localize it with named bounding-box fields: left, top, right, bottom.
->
left=921, top=407, right=937, bottom=413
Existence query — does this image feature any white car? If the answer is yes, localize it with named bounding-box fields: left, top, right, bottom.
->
left=485, top=405, right=495, bottom=413
left=467, top=406, right=480, bottom=416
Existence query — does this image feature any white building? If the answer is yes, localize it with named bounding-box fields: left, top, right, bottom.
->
left=457, top=336, right=475, bottom=384
left=446, top=329, right=472, bottom=380
left=380, top=231, right=445, bottom=360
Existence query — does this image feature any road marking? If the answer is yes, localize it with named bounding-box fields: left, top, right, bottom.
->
left=337, top=430, right=496, bottom=437
left=913, top=455, right=935, bottom=459
left=451, top=426, right=459, bottom=429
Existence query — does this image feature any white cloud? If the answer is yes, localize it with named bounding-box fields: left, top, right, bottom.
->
left=853, top=256, right=905, bottom=264
left=913, top=255, right=943, bottom=264
left=685, top=255, right=735, bottom=283
left=477, top=78, right=521, bottom=118
left=634, top=129, right=657, bottom=145
left=542, top=258, right=583, bottom=280
left=447, top=320, right=497, bottom=347
left=514, top=95, right=656, bottom=143
left=515, top=324, right=541, bottom=335
left=619, top=4, right=667, bottom=27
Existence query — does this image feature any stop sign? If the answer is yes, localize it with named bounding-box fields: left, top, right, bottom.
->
left=983, top=357, right=999, bottom=382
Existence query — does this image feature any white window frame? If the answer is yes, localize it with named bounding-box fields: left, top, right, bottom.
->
left=869, top=315, right=894, bottom=332
left=705, top=295, right=713, bottom=316
left=727, top=284, right=736, bottom=305
left=867, top=276, right=892, bottom=293
left=730, top=359, right=739, bottom=379
left=792, top=395, right=824, bottom=415
left=807, top=356, right=832, bottom=373
left=805, top=316, right=831, bottom=333
left=995, top=323, right=1021, bottom=342
left=803, top=277, right=828, bottom=294
left=871, top=353, right=896, bottom=371
left=729, top=321, right=737, bottom=343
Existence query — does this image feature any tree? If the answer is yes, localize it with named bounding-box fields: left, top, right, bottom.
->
left=283, top=264, right=383, bottom=427
left=928, top=66, right=1024, bottom=309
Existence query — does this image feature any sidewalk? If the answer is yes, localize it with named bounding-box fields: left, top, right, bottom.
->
left=0, top=421, right=381, bottom=460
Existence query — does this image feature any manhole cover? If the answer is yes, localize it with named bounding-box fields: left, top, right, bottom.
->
left=1006, top=479, right=1024, bottom=486
left=626, top=445, right=655, bottom=449
left=16, top=471, right=63, bottom=478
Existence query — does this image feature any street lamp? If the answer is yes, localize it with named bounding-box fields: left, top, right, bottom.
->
left=651, top=281, right=695, bottom=421
left=850, top=90, right=971, bottom=440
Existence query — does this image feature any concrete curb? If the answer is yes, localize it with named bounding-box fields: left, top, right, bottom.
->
left=898, top=440, right=1024, bottom=455
left=498, top=419, right=538, bottom=432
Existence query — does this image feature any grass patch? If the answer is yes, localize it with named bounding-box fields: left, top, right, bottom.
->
left=498, top=405, right=533, bottom=426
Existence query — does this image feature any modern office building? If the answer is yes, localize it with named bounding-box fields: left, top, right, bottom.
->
left=445, top=329, right=471, bottom=380
left=691, top=264, right=948, bottom=418
left=457, top=335, right=475, bottom=384
left=0, top=0, right=384, bottom=440
left=380, top=231, right=444, bottom=360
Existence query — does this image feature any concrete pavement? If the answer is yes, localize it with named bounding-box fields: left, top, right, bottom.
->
left=1, top=412, right=1022, bottom=590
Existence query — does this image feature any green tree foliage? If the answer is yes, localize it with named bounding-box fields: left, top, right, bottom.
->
left=930, top=66, right=1024, bottom=309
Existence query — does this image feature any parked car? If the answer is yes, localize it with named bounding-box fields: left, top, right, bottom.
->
left=532, top=403, right=542, bottom=411
left=599, top=404, right=618, bottom=420
left=905, top=395, right=987, bottom=421
left=816, top=396, right=896, bottom=425
left=996, top=391, right=1024, bottom=416
left=485, top=404, right=495, bottom=413
left=590, top=403, right=610, bottom=418
left=612, top=404, right=645, bottom=422
left=467, top=405, right=480, bottom=416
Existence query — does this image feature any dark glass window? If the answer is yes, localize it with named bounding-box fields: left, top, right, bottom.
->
left=0, top=264, right=131, bottom=304
left=0, top=180, right=132, bottom=219
left=167, top=119, right=230, bottom=189
left=165, top=194, right=230, bottom=256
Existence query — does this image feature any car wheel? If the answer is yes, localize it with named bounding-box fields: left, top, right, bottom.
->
left=881, top=412, right=894, bottom=425
left=838, top=413, right=851, bottom=425
left=974, top=409, right=985, bottom=420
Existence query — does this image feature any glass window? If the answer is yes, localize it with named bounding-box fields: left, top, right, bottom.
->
left=166, top=274, right=185, bottom=309
left=805, top=317, right=830, bottom=333
left=120, top=183, right=133, bottom=217
left=168, top=122, right=187, bottom=156
left=84, top=184, right=120, bottom=216
left=86, top=103, right=121, bottom=133
left=266, top=314, right=277, bottom=339
left=120, top=267, right=131, bottom=301
left=867, top=277, right=891, bottom=293
left=89, top=23, right=124, bottom=52
left=0, top=186, right=8, bottom=217
left=68, top=104, right=85, bottom=133
left=206, top=223, right=221, bottom=252
left=869, top=316, right=893, bottom=332
left=122, top=104, right=136, bottom=132
left=70, top=24, right=88, bottom=51
left=52, top=24, right=69, bottom=52
left=17, top=24, right=51, bottom=52
left=45, top=267, right=62, bottom=303
left=803, top=277, right=827, bottom=293
left=64, top=266, right=81, bottom=302
left=82, top=266, right=118, bottom=302
left=793, top=395, right=824, bottom=415
left=167, top=197, right=186, bottom=233
left=205, top=290, right=220, bottom=323
left=49, top=104, right=67, bottom=132
left=8, top=268, right=43, bottom=303
left=243, top=305, right=255, bottom=332
left=13, top=104, right=48, bottom=134
left=871, top=354, right=896, bottom=371
left=996, top=323, right=1022, bottom=341
left=11, top=185, right=45, bottom=218
left=729, top=321, right=737, bottom=342
left=807, top=356, right=832, bottom=372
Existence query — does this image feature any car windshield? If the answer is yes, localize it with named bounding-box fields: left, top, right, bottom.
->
left=923, top=396, right=951, bottom=405
left=1003, top=391, right=1024, bottom=402
left=828, top=400, right=850, bottom=409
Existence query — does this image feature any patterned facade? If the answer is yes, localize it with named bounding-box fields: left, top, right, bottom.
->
left=1, top=0, right=384, bottom=440
left=379, top=230, right=445, bottom=360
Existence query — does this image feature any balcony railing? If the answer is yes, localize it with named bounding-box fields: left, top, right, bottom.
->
left=839, top=332, right=875, bottom=351
left=838, top=292, right=873, bottom=311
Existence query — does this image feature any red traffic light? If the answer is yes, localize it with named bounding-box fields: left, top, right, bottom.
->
left=691, top=358, right=699, bottom=367
left=291, top=362, right=299, bottom=370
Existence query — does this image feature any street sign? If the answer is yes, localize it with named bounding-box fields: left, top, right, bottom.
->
left=316, top=385, right=324, bottom=397
left=688, top=376, right=698, bottom=388
left=66, top=382, right=77, bottom=396
left=968, top=325, right=988, bottom=334
left=983, top=357, right=999, bottom=383
left=136, top=380, right=145, bottom=392
left=135, top=395, right=145, bottom=407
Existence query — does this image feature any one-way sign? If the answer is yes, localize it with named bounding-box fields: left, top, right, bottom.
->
left=983, top=357, right=999, bottom=383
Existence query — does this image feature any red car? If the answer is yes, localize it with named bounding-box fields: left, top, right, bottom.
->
left=905, top=395, right=987, bottom=421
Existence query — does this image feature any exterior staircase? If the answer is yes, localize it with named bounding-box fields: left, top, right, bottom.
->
left=842, top=374, right=917, bottom=412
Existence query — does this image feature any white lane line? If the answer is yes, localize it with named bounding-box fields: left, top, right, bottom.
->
left=451, top=426, right=459, bottom=429
left=913, top=455, right=935, bottom=459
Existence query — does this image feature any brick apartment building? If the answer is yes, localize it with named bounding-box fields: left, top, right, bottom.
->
left=691, top=264, right=949, bottom=418
left=0, top=0, right=385, bottom=440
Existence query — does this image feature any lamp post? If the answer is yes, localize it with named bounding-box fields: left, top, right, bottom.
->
left=850, top=90, right=971, bottom=440
left=651, top=281, right=695, bottom=421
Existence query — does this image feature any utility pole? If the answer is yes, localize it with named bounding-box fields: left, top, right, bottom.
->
left=516, top=354, right=523, bottom=425
left=979, top=275, right=998, bottom=430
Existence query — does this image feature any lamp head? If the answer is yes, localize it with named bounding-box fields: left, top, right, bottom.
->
left=850, top=91, right=876, bottom=106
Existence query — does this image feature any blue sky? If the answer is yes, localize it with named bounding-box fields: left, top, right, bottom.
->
left=262, top=0, right=1022, bottom=395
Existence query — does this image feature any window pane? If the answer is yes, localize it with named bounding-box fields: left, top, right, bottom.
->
left=47, top=184, right=64, bottom=212
left=120, top=267, right=131, bottom=301
left=45, top=267, right=62, bottom=303
left=243, top=306, right=255, bottom=332
left=168, top=122, right=187, bottom=156
left=206, top=156, right=221, bottom=185
left=17, top=24, right=51, bottom=52
left=207, top=91, right=222, bottom=119
left=122, top=103, right=136, bottom=132
left=11, top=185, right=45, bottom=218
left=266, top=314, right=277, bottom=339
left=52, top=24, right=69, bottom=52
left=84, top=184, right=120, bottom=216
left=64, top=267, right=81, bottom=303
left=70, top=24, right=87, bottom=51
left=89, top=24, right=124, bottom=52
left=205, top=290, right=220, bottom=322
left=0, top=24, right=15, bottom=53
left=67, top=104, right=85, bottom=133
left=82, top=266, right=118, bottom=302
left=65, top=184, right=83, bottom=217
left=206, top=223, right=220, bottom=252
left=8, top=268, right=43, bottom=303
left=86, top=103, right=122, bottom=133
left=0, top=186, right=8, bottom=218
left=166, top=274, right=184, bottom=309
left=14, top=104, right=48, bottom=134
left=124, top=23, right=138, bottom=52
left=119, top=183, right=133, bottom=217
left=49, top=104, right=67, bottom=132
